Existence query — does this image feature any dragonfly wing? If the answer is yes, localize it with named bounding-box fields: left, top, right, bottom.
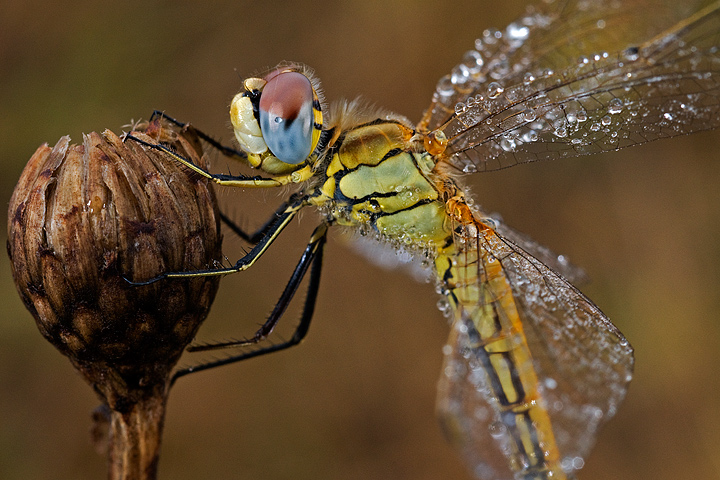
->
left=489, top=227, right=634, bottom=462
left=419, top=0, right=720, bottom=172
left=437, top=227, right=633, bottom=478
left=490, top=216, right=589, bottom=285
left=346, top=233, right=432, bottom=282
left=437, top=310, right=518, bottom=480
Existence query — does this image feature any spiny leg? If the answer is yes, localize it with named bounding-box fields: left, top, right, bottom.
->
left=135, top=113, right=304, bottom=243
left=124, top=133, right=284, bottom=188
left=220, top=194, right=301, bottom=245
left=171, top=223, right=328, bottom=385
left=190, top=223, right=328, bottom=350
left=127, top=194, right=307, bottom=286
left=149, top=110, right=248, bottom=160
left=124, top=112, right=327, bottom=381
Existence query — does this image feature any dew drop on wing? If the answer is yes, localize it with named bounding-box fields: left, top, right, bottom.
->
left=608, top=98, right=624, bottom=114
left=462, top=50, right=485, bottom=73
left=506, top=21, right=530, bottom=44
left=436, top=75, right=455, bottom=96
left=487, top=82, right=504, bottom=98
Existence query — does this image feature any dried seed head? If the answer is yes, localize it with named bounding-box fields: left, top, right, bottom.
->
left=7, top=121, right=222, bottom=406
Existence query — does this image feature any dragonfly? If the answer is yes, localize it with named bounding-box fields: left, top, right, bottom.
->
left=127, top=0, right=720, bottom=478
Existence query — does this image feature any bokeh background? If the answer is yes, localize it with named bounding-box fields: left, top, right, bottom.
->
left=2, top=1, right=719, bottom=479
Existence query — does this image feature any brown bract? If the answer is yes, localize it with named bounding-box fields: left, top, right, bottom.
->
left=7, top=121, right=222, bottom=479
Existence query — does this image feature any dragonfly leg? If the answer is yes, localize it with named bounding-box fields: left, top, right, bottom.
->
left=149, top=110, right=248, bottom=160
left=171, top=222, right=328, bottom=384
left=219, top=212, right=262, bottom=245
left=124, top=133, right=284, bottom=188
left=220, top=194, right=300, bottom=245
left=127, top=194, right=306, bottom=285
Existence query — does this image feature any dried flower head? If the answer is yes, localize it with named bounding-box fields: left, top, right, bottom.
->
left=7, top=120, right=222, bottom=406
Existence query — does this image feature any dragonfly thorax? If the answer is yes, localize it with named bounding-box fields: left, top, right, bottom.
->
left=308, top=118, right=455, bottom=250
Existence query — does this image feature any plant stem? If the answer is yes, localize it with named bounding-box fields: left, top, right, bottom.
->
left=107, top=388, right=168, bottom=480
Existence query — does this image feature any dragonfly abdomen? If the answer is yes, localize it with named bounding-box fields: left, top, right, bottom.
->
left=435, top=212, right=568, bottom=480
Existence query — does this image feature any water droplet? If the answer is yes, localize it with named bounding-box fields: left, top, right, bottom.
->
left=624, top=46, right=640, bottom=61
left=436, top=75, right=454, bottom=96
left=462, top=163, right=477, bottom=173
left=482, top=28, right=501, bottom=44
left=521, top=130, right=538, bottom=142
left=596, top=19, right=606, bottom=29
left=601, top=115, right=611, bottom=126
left=589, top=122, right=601, bottom=132
left=481, top=217, right=499, bottom=229
left=487, top=82, right=504, bottom=99
left=577, top=55, right=589, bottom=65
left=461, top=50, right=484, bottom=73
left=663, top=112, right=674, bottom=121
left=87, top=195, right=105, bottom=214
left=489, top=421, right=507, bottom=438
left=454, top=102, right=466, bottom=115
left=544, top=378, right=558, bottom=390
left=499, top=136, right=516, bottom=152
left=523, top=72, right=535, bottom=85
left=608, top=98, right=624, bottom=114
left=522, top=108, right=536, bottom=122
left=554, top=126, right=567, bottom=138
left=576, top=110, right=588, bottom=122
left=530, top=119, right=548, bottom=131
left=506, top=22, right=530, bottom=41
left=450, top=64, right=470, bottom=85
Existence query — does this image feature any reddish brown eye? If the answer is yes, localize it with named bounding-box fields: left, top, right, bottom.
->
left=258, top=71, right=315, bottom=164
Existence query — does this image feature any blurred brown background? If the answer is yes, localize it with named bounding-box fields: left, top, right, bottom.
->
left=2, top=1, right=719, bottom=479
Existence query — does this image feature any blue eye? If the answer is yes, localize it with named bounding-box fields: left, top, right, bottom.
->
left=259, top=71, right=317, bottom=164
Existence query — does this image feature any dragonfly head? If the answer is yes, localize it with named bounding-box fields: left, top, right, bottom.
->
left=230, top=63, right=324, bottom=175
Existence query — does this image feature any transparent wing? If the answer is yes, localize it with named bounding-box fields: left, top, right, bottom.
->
left=419, top=0, right=720, bottom=172
left=346, top=233, right=432, bottom=283
left=437, top=226, right=633, bottom=479
left=437, top=312, right=511, bottom=480
left=488, top=215, right=589, bottom=285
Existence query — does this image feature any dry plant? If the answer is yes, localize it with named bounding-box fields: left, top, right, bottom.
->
left=7, top=120, right=222, bottom=480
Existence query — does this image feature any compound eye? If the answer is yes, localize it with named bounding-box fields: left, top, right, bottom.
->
left=258, top=71, right=317, bottom=164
